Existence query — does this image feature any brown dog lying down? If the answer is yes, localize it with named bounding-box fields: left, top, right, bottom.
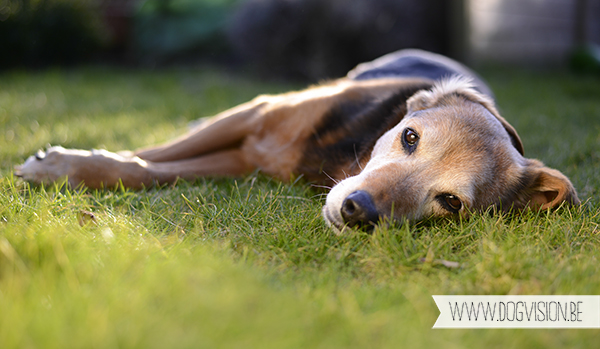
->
left=15, top=49, right=579, bottom=232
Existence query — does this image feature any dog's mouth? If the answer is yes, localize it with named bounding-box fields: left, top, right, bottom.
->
left=322, top=205, right=346, bottom=233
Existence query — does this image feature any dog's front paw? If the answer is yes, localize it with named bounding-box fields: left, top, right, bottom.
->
left=15, top=146, right=86, bottom=186
left=15, top=146, right=153, bottom=189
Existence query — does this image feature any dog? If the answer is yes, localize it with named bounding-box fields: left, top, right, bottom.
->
left=15, top=49, right=580, bottom=232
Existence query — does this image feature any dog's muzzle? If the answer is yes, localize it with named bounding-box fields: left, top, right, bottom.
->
left=339, top=190, right=379, bottom=230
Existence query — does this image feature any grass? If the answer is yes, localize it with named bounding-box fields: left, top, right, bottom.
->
left=1, top=66, right=599, bottom=348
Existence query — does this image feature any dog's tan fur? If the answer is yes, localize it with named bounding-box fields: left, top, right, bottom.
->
left=15, top=62, right=579, bottom=232
left=322, top=77, right=578, bottom=230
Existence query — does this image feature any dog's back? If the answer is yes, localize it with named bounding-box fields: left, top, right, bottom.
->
left=296, top=49, right=518, bottom=186
left=347, top=49, right=493, bottom=97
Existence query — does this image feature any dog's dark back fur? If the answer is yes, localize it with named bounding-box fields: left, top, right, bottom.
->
left=297, top=82, right=432, bottom=185
left=298, top=49, right=494, bottom=186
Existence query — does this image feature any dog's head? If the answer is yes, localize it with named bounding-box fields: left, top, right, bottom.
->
left=323, top=77, right=580, bottom=232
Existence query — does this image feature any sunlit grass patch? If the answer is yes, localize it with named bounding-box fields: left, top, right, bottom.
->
left=1, top=67, right=599, bottom=348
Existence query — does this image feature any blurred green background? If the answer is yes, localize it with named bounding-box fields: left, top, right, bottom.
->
left=1, top=0, right=597, bottom=79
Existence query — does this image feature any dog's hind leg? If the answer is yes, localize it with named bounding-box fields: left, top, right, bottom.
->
left=134, top=98, right=270, bottom=162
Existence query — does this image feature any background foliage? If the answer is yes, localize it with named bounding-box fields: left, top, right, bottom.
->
left=0, top=0, right=107, bottom=68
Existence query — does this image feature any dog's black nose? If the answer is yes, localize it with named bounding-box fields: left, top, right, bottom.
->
left=340, top=190, right=379, bottom=229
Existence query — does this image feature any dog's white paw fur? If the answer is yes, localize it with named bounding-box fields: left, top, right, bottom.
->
left=15, top=146, right=150, bottom=188
left=15, top=146, right=87, bottom=185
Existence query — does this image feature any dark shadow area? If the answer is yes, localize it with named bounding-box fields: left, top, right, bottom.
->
left=0, top=0, right=452, bottom=80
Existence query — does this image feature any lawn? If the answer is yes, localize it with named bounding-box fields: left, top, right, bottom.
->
left=1, top=67, right=599, bottom=348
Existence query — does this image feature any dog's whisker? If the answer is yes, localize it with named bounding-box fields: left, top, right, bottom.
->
left=353, top=144, right=364, bottom=171
left=311, top=184, right=333, bottom=190
left=321, top=171, right=339, bottom=185
left=310, top=193, right=329, bottom=200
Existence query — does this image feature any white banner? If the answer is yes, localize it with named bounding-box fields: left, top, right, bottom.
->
left=432, top=295, right=600, bottom=328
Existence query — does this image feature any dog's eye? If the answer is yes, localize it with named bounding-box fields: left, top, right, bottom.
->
left=437, top=194, right=462, bottom=213
left=404, top=128, right=419, bottom=145
left=402, top=128, right=419, bottom=153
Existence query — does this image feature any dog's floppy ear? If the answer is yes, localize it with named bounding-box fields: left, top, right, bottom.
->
left=492, top=114, right=524, bottom=156
left=523, top=162, right=580, bottom=210
left=406, top=76, right=525, bottom=155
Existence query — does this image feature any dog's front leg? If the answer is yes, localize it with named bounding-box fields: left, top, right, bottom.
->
left=15, top=146, right=154, bottom=189
left=15, top=146, right=256, bottom=189
left=146, top=149, right=255, bottom=183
